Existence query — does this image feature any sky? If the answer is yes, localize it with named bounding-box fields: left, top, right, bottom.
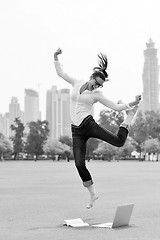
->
left=0, top=0, right=160, bottom=120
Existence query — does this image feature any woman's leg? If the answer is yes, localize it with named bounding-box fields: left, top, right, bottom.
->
left=88, top=123, right=128, bottom=147
left=86, top=184, right=98, bottom=209
left=88, top=106, right=138, bottom=146
left=73, top=136, right=92, bottom=184
left=71, top=107, right=138, bottom=208
left=72, top=136, right=98, bottom=208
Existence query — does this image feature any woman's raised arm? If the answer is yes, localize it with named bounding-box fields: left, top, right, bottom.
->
left=54, top=48, right=76, bottom=86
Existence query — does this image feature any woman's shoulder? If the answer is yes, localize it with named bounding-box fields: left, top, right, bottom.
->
left=92, top=89, right=103, bottom=95
left=74, top=79, right=86, bottom=86
left=91, top=89, right=104, bottom=101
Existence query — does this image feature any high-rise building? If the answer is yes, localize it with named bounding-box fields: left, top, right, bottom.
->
left=46, top=86, right=71, bottom=139
left=3, top=113, right=10, bottom=138
left=24, top=89, right=40, bottom=125
left=59, top=88, right=71, bottom=137
left=142, top=38, right=160, bottom=112
left=0, top=113, right=4, bottom=135
left=9, top=97, right=21, bottom=136
left=46, top=86, right=55, bottom=139
left=9, top=97, right=21, bottom=124
left=0, top=97, right=24, bottom=138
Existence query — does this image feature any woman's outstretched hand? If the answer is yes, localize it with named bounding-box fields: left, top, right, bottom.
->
left=55, top=48, right=62, bottom=55
left=54, top=48, right=62, bottom=60
left=135, top=94, right=142, bottom=104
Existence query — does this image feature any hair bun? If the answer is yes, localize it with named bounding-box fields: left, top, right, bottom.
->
left=93, top=53, right=108, bottom=79
left=98, top=53, right=108, bottom=70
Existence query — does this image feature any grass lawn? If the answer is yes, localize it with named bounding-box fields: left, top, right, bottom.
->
left=0, top=160, right=160, bottom=240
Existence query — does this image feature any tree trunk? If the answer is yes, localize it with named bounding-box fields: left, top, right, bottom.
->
left=14, top=153, right=17, bottom=160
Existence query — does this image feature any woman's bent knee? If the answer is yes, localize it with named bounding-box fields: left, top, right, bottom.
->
left=83, top=180, right=93, bottom=187
left=117, top=141, right=125, bottom=147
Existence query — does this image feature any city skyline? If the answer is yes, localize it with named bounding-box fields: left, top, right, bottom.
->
left=0, top=35, right=160, bottom=140
left=0, top=88, right=41, bottom=138
left=1, top=34, right=160, bottom=120
left=1, top=0, right=160, bottom=120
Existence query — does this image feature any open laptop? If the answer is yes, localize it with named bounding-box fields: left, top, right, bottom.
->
left=92, top=203, right=135, bottom=228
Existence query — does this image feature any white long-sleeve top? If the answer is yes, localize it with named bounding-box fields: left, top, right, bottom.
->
left=54, top=60, right=130, bottom=126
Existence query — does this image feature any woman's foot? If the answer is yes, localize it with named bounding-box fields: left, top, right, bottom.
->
left=128, top=105, right=139, bottom=125
left=117, top=100, right=130, bottom=114
left=117, top=100, right=139, bottom=115
left=121, top=104, right=139, bottom=128
left=127, top=104, right=138, bottom=113
left=86, top=194, right=98, bottom=209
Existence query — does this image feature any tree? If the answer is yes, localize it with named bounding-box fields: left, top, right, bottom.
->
left=142, top=138, right=160, bottom=155
left=145, top=111, right=160, bottom=140
left=94, top=141, right=118, bottom=161
left=10, top=117, right=25, bottom=160
left=130, top=111, right=160, bottom=154
left=86, top=138, right=100, bottom=160
left=59, top=135, right=73, bottom=147
left=98, top=109, right=124, bottom=133
left=129, top=111, right=148, bottom=153
left=25, top=120, right=49, bottom=160
left=62, top=143, right=72, bottom=162
left=118, top=137, right=135, bottom=158
left=43, top=139, right=71, bottom=161
left=0, top=133, right=13, bottom=160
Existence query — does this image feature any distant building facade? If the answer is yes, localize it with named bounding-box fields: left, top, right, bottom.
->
left=24, top=89, right=40, bottom=125
left=46, top=86, right=71, bottom=139
left=142, top=38, right=160, bottom=112
left=9, top=97, right=21, bottom=136
left=0, top=97, right=24, bottom=137
left=0, top=113, right=4, bottom=136
left=1, top=113, right=10, bottom=138
left=9, top=97, right=21, bottom=123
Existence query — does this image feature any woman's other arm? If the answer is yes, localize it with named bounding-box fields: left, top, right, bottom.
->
left=96, top=92, right=141, bottom=111
left=54, top=48, right=76, bottom=86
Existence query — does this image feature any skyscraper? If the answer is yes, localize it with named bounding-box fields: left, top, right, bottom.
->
left=46, top=86, right=56, bottom=139
left=0, top=113, right=4, bottom=135
left=9, top=97, right=21, bottom=136
left=59, top=88, right=71, bottom=137
left=46, top=86, right=71, bottom=139
left=24, top=89, right=40, bottom=125
left=3, top=113, right=10, bottom=138
left=142, top=38, right=160, bottom=112
left=9, top=97, right=21, bottom=124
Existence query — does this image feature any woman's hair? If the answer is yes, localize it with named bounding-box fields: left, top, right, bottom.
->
left=92, top=53, right=108, bottom=81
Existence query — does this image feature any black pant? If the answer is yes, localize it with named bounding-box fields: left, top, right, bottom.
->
left=71, top=115, right=128, bottom=187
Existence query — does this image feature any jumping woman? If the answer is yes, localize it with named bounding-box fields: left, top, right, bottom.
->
left=54, top=48, right=141, bottom=209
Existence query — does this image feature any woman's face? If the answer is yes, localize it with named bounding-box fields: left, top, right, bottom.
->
left=88, top=76, right=104, bottom=91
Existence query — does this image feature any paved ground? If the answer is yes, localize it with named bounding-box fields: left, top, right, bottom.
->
left=0, top=160, right=160, bottom=240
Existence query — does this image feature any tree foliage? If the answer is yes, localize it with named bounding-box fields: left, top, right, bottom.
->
left=129, top=111, right=148, bottom=153
left=86, top=138, right=100, bottom=160
left=44, top=139, right=64, bottom=157
left=5, top=109, right=160, bottom=161
left=43, top=138, right=71, bottom=161
left=118, top=137, right=135, bottom=158
left=25, top=120, right=49, bottom=159
left=10, top=117, right=25, bottom=159
left=96, top=109, right=160, bottom=158
left=59, top=135, right=73, bottom=147
left=94, top=141, right=118, bottom=160
left=98, top=109, right=124, bottom=133
left=142, top=138, right=160, bottom=154
left=129, top=110, right=160, bottom=153
left=145, top=111, right=160, bottom=140
left=0, top=133, right=13, bottom=159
